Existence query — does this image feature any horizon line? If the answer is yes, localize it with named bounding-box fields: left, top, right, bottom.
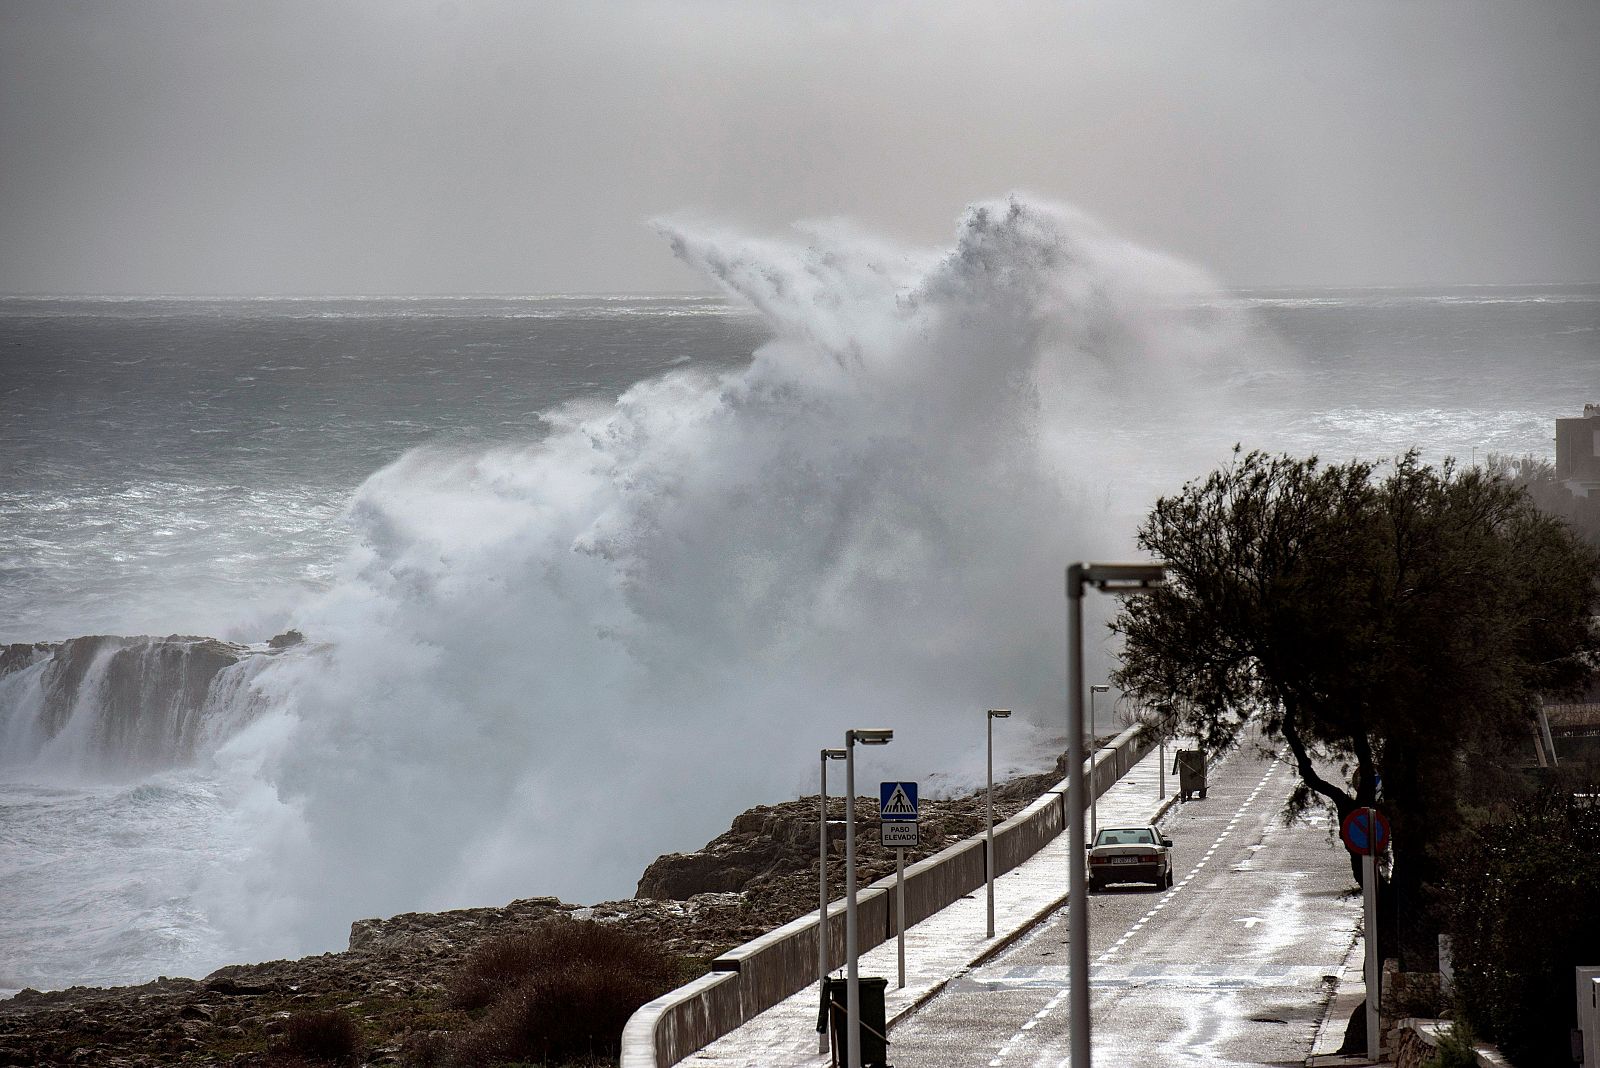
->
left=2, top=280, right=1599, bottom=301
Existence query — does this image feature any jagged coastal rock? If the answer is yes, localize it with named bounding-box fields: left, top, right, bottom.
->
left=636, top=767, right=1063, bottom=909
left=0, top=633, right=304, bottom=774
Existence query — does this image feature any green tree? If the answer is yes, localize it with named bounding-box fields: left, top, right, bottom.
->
left=1113, top=448, right=1600, bottom=967
left=1441, top=791, right=1600, bottom=1067
left=1486, top=452, right=1600, bottom=548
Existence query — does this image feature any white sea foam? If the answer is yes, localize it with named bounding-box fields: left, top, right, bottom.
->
left=188, top=196, right=1281, bottom=959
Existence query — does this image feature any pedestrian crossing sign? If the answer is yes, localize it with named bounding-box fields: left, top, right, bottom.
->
left=879, top=781, right=918, bottom=820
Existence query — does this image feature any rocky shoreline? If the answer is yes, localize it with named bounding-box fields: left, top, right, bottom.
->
left=0, top=760, right=1070, bottom=1067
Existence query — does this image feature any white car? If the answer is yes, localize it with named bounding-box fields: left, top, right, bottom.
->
left=1087, top=824, right=1174, bottom=890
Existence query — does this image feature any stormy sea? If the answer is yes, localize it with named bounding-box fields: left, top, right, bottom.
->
left=2, top=199, right=1595, bottom=994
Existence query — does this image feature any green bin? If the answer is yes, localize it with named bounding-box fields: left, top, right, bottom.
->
left=822, top=976, right=890, bottom=1068
left=1175, top=748, right=1207, bottom=802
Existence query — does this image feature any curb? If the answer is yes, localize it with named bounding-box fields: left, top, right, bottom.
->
left=1306, top=931, right=1369, bottom=1066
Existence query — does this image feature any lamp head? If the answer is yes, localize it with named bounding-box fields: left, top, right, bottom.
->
left=1090, top=685, right=1110, bottom=694
left=987, top=708, right=1012, bottom=719
left=849, top=728, right=894, bottom=746
left=822, top=748, right=847, bottom=761
left=1071, top=561, right=1169, bottom=597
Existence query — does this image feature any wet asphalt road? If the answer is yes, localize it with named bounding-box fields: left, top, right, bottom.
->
left=886, top=747, right=1359, bottom=1068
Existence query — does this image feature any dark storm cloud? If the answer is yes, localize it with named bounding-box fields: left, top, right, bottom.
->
left=2, top=0, right=1597, bottom=294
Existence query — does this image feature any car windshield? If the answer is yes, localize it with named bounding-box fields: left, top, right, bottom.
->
left=1094, top=828, right=1154, bottom=846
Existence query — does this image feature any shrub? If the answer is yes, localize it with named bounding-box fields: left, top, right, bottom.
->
left=276, top=1009, right=363, bottom=1065
left=1421, top=1021, right=1480, bottom=1068
left=450, top=933, right=550, bottom=1011
left=448, top=918, right=683, bottom=1066
left=399, top=1029, right=452, bottom=1068
left=1440, top=790, right=1600, bottom=1066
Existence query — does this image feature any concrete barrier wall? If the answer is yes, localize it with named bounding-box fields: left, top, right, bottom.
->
left=620, top=971, right=741, bottom=1068
left=991, top=788, right=1064, bottom=876
left=869, top=837, right=986, bottom=932
left=712, top=887, right=890, bottom=1019
left=622, top=724, right=1153, bottom=1067
left=1393, top=1018, right=1511, bottom=1068
left=623, top=889, right=888, bottom=1068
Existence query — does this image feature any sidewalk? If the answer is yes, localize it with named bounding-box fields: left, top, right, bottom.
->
left=1306, top=934, right=1377, bottom=1067
left=683, top=745, right=1182, bottom=1066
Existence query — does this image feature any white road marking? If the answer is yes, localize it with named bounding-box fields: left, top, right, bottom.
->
left=985, top=757, right=1284, bottom=1065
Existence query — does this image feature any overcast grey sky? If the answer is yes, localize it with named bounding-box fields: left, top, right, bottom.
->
left=2, top=1, right=1597, bottom=295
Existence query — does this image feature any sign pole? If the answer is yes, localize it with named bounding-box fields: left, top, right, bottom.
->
left=1340, top=805, right=1389, bottom=1064
left=896, top=847, right=906, bottom=989
left=1364, top=807, right=1380, bottom=1063
left=845, top=739, right=860, bottom=1068
left=879, top=779, right=919, bottom=991
left=819, top=753, right=829, bottom=1056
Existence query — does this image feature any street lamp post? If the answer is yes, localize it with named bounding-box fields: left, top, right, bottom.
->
left=1066, top=562, right=1166, bottom=1068
left=818, top=747, right=847, bottom=1055
left=1089, top=685, right=1109, bottom=841
left=985, top=709, right=1012, bottom=938
left=845, top=727, right=893, bottom=1068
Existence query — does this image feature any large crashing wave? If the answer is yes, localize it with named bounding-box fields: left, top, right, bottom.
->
left=9, top=197, right=1283, bottom=967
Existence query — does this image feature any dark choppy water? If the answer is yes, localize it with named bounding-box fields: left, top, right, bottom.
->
left=0, top=297, right=768, bottom=643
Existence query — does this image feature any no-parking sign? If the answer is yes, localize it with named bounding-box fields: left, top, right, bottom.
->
left=1340, top=808, right=1390, bottom=855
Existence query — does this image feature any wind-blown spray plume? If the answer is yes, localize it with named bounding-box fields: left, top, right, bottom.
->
left=27, top=196, right=1273, bottom=963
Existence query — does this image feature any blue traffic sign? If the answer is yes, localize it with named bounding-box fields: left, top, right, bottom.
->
left=1341, top=808, right=1390, bottom=855
left=879, top=781, right=918, bottom=820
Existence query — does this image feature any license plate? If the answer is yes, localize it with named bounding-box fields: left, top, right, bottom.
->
left=1112, top=857, right=1140, bottom=864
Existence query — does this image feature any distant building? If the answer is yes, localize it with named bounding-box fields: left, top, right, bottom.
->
left=1556, top=404, right=1600, bottom=497
left=1542, top=677, right=1600, bottom=767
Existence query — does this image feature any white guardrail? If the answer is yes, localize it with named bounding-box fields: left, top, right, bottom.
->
left=620, top=725, right=1154, bottom=1068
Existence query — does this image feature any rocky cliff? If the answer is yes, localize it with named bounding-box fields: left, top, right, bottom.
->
left=0, top=633, right=303, bottom=776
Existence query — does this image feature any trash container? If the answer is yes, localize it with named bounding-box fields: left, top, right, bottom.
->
left=1174, top=749, right=1207, bottom=802
left=823, top=976, right=890, bottom=1068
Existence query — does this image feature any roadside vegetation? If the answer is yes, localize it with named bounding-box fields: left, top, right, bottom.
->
left=409, top=918, right=689, bottom=1068
left=1419, top=1021, right=1480, bottom=1068
left=1113, top=447, right=1600, bottom=965
left=1109, top=447, right=1600, bottom=1063
left=1488, top=452, right=1600, bottom=547
left=1440, top=790, right=1600, bottom=1067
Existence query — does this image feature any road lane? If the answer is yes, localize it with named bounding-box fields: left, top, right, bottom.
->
left=886, top=746, right=1358, bottom=1067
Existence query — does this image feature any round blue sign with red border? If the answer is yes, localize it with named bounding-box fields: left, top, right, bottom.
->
left=1341, top=808, right=1390, bottom=855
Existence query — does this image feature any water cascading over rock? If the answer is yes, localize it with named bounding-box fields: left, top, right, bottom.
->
left=0, top=634, right=294, bottom=778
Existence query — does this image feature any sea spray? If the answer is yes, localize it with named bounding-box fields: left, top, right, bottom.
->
left=0, top=196, right=1288, bottom=984
left=200, top=196, right=1278, bottom=959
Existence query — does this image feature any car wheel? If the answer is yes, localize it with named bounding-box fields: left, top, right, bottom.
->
left=1165, top=869, right=1175, bottom=888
